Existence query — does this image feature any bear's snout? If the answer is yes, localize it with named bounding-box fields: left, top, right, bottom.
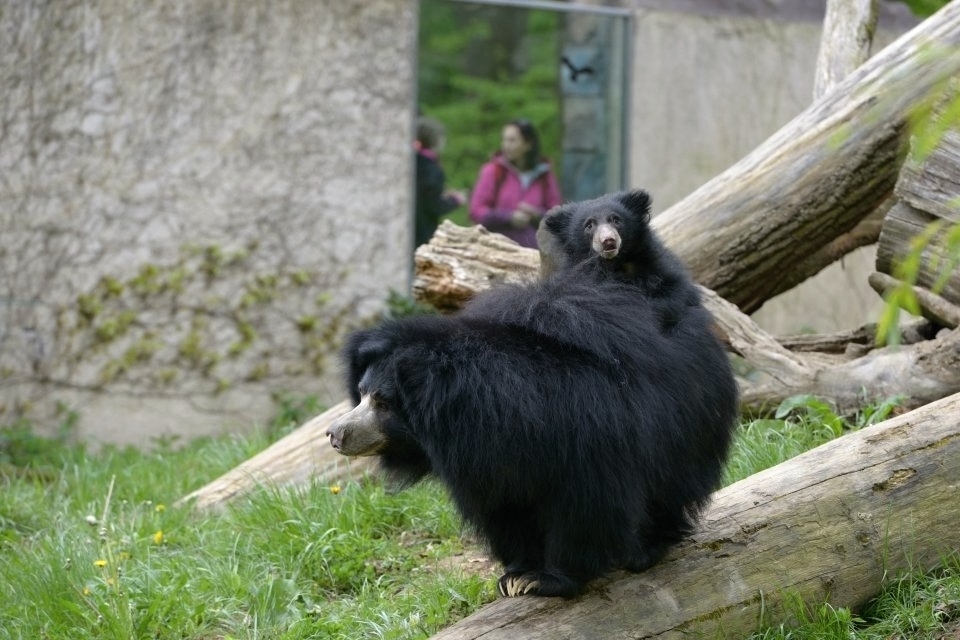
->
left=592, top=223, right=622, bottom=259
left=325, top=398, right=390, bottom=457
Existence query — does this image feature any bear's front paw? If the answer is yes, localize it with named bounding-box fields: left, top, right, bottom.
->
left=497, top=570, right=582, bottom=598
left=497, top=572, right=541, bottom=597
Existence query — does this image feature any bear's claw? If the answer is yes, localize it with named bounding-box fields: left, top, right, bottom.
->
left=497, top=573, right=541, bottom=597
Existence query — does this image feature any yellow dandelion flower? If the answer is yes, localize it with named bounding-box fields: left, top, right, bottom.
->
left=152, top=530, right=164, bottom=545
left=93, top=559, right=108, bottom=568
left=82, top=586, right=91, bottom=596
left=329, top=485, right=342, bottom=495
left=155, top=503, right=166, bottom=513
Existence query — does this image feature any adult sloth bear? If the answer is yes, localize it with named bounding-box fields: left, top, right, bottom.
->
left=327, top=193, right=738, bottom=599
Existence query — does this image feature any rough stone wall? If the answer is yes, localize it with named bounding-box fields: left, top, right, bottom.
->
left=0, top=1, right=416, bottom=444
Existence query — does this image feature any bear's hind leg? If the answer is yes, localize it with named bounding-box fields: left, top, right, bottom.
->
left=624, top=539, right=671, bottom=573
left=481, top=507, right=587, bottom=597
left=626, top=501, right=694, bottom=573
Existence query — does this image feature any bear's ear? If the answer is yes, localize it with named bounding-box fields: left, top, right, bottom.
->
left=542, top=204, right=572, bottom=237
left=355, top=333, right=392, bottom=363
left=618, top=190, right=652, bottom=223
left=343, top=330, right=393, bottom=403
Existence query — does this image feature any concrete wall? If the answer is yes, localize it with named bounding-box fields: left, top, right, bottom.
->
left=0, top=1, right=417, bottom=445
left=626, top=3, right=917, bottom=334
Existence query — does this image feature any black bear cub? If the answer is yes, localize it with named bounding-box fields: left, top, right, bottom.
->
left=327, top=189, right=738, bottom=599
left=538, top=189, right=700, bottom=332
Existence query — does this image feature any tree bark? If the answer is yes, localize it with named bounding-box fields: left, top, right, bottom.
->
left=429, top=392, right=960, bottom=640
left=651, top=2, right=960, bottom=313
left=813, top=0, right=878, bottom=100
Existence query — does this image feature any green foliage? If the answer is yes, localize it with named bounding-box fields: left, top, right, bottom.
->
left=0, top=417, right=490, bottom=640
left=908, top=78, right=960, bottom=160
left=751, top=553, right=960, bottom=639
left=753, top=594, right=864, bottom=640
left=384, top=289, right=438, bottom=319
left=861, top=556, right=960, bottom=637
left=0, top=406, right=80, bottom=470
left=896, top=0, right=951, bottom=18
left=724, top=394, right=903, bottom=486
left=266, top=392, right=326, bottom=440
left=774, top=394, right=845, bottom=437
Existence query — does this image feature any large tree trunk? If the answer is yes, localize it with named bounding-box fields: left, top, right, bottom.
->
left=429, top=392, right=960, bottom=640
left=813, top=0, right=878, bottom=100
left=652, top=2, right=960, bottom=313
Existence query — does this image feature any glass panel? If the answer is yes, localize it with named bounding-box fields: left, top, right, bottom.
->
left=416, top=0, right=631, bottom=241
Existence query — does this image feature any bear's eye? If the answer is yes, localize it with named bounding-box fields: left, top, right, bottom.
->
left=608, top=214, right=621, bottom=226
left=370, top=393, right=390, bottom=412
left=583, top=219, right=595, bottom=232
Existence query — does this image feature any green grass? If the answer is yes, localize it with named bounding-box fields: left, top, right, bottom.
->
left=1, top=395, right=957, bottom=639
left=750, top=555, right=960, bottom=640
left=0, top=420, right=491, bottom=640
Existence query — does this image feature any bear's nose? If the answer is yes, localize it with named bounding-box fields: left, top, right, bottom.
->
left=326, top=427, right=342, bottom=451
left=602, top=237, right=617, bottom=250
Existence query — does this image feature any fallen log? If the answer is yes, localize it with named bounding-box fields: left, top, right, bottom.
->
left=772, top=319, right=937, bottom=354
left=429, top=392, right=960, bottom=640
left=651, top=2, right=960, bottom=313
left=176, top=400, right=375, bottom=510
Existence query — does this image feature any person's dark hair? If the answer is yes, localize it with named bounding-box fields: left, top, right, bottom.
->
left=509, top=118, right=541, bottom=170
left=417, top=116, right=446, bottom=151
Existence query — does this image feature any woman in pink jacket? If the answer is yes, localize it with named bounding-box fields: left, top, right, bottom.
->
left=469, top=119, right=562, bottom=248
